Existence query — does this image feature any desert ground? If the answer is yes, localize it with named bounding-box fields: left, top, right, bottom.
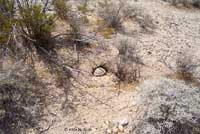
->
left=0, top=0, right=200, bottom=134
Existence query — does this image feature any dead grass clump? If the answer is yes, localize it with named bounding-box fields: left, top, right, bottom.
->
left=115, top=39, right=141, bottom=84
left=98, top=0, right=126, bottom=32
left=174, top=53, right=200, bottom=85
left=161, top=51, right=200, bottom=86
left=98, top=0, right=155, bottom=35
left=123, top=4, right=155, bottom=33
left=135, top=14, right=155, bottom=33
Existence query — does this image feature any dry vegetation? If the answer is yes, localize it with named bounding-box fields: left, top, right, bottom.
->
left=97, top=0, right=155, bottom=35
left=161, top=51, right=200, bottom=85
left=115, top=39, right=141, bottom=84
left=1, top=0, right=200, bottom=133
left=0, top=63, right=47, bottom=134
left=163, top=0, right=200, bottom=8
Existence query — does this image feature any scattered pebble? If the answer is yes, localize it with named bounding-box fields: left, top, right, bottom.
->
left=120, top=118, right=129, bottom=127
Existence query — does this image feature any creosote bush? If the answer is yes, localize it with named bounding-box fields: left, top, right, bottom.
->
left=0, top=1, right=75, bottom=130
left=0, top=0, right=15, bottom=49
left=18, top=4, right=56, bottom=51
left=0, top=0, right=57, bottom=58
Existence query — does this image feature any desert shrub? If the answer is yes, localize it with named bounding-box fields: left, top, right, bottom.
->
left=115, top=39, right=141, bottom=84
left=116, top=60, right=140, bottom=83
left=77, top=0, right=90, bottom=14
left=193, top=0, right=200, bottom=7
left=17, top=3, right=56, bottom=51
left=0, top=0, right=74, bottom=117
left=160, top=51, right=200, bottom=85
left=54, top=0, right=89, bottom=48
left=0, top=63, right=46, bottom=134
left=131, top=78, right=200, bottom=134
left=98, top=0, right=125, bottom=32
left=174, top=53, right=199, bottom=83
left=0, top=84, right=44, bottom=134
left=53, top=0, right=80, bottom=32
left=77, top=0, right=90, bottom=25
left=98, top=0, right=155, bottom=35
left=53, top=0, right=71, bottom=20
left=0, top=0, right=15, bottom=49
left=135, top=14, right=155, bottom=33
left=0, top=0, right=57, bottom=58
left=100, top=27, right=115, bottom=39
left=164, top=0, right=200, bottom=8
left=124, top=4, right=155, bottom=32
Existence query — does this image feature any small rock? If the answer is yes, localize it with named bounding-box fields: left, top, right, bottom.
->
left=93, top=67, right=106, bottom=77
left=119, top=118, right=129, bottom=127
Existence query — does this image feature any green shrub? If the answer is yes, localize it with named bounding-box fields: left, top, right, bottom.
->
left=18, top=4, right=56, bottom=51
left=0, top=0, right=15, bottom=46
left=0, top=0, right=57, bottom=54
